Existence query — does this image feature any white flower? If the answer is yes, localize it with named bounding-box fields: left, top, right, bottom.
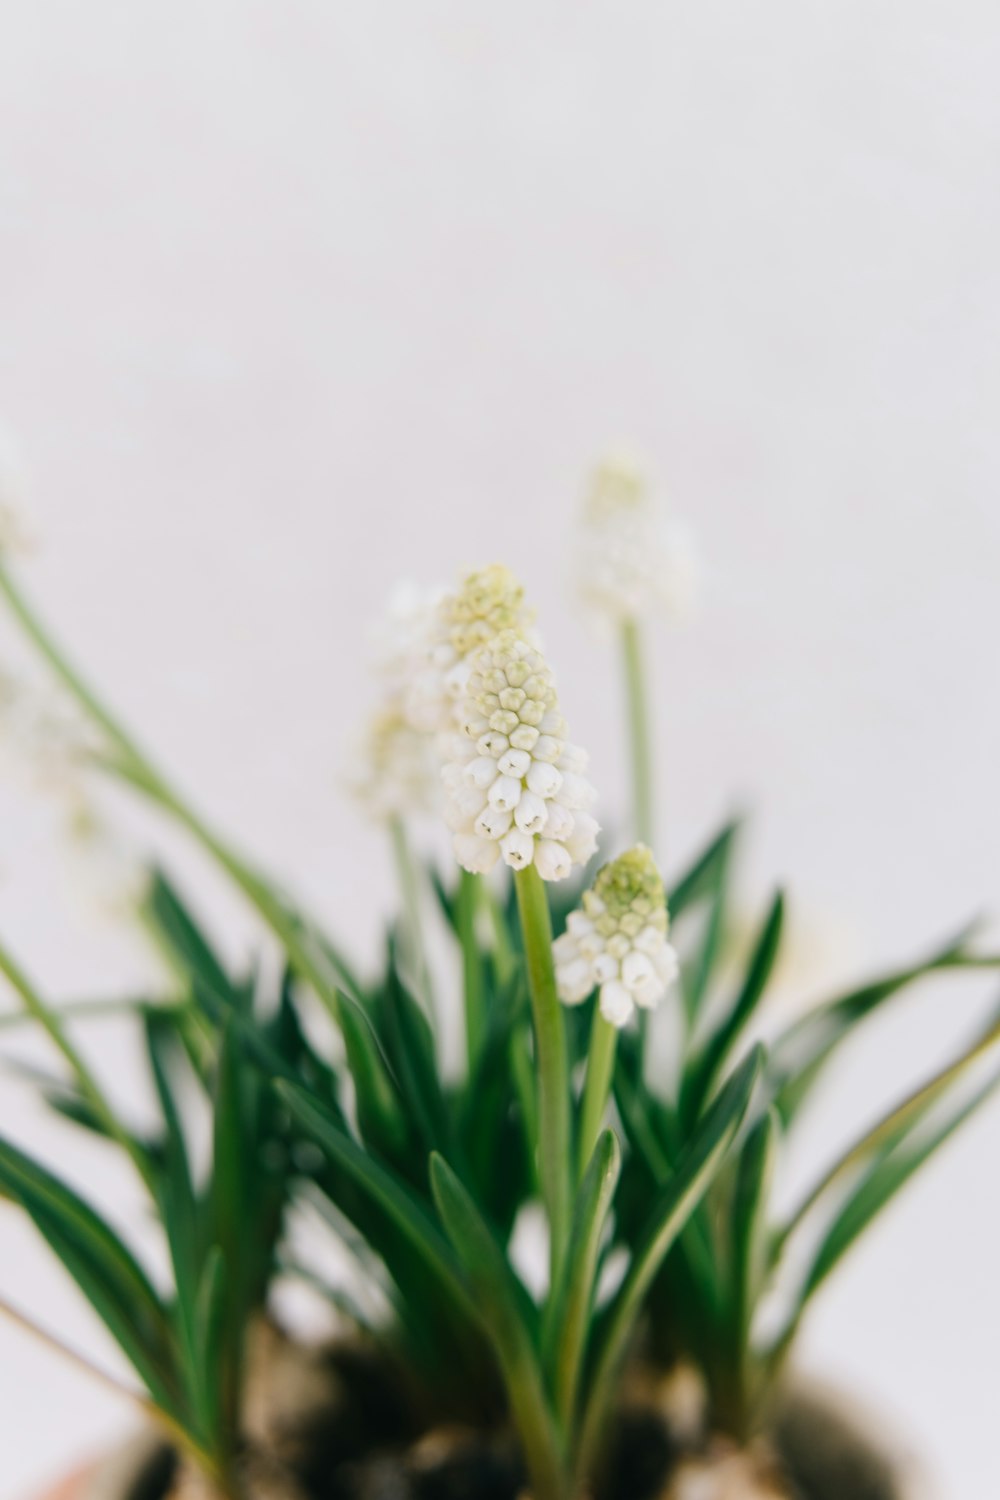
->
left=347, top=701, right=439, bottom=823
left=442, top=629, right=599, bottom=879
left=417, top=564, right=539, bottom=736
left=553, top=844, right=678, bottom=1027
left=575, top=453, right=700, bottom=624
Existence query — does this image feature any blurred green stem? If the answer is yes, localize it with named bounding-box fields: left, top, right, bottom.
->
left=578, top=1012, right=617, bottom=1183
left=456, top=870, right=486, bottom=1072
left=514, top=864, right=571, bottom=1286
left=0, top=940, right=158, bottom=1197
left=388, top=816, right=434, bottom=1024
left=621, top=617, right=654, bottom=848
left=0, top=564, right=342, bottom=1023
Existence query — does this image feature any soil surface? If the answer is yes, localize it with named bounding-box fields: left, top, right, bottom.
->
left=110, top=1327, right=906, bottom=1500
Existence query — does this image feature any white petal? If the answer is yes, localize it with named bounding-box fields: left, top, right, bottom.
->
left=535, top=840, right=572, bottom=881
left=465, top=755, right=500, bottom=789
left=564, top=810, right=600, bottom=864
left=489, top=774, right=523, bottom=811
left=599, top=981, right=635, bottom=1029
left=557, top=771, right=596, bottom=811
left=544, top=801, right=575, bottom=840
left=556, top=957, right=594, bottom=1005
left=526, top=761, right=563, bottom=799
left=593, top=951, right=619, bottom=983
left=514, top=790, right=548, bottom=835
left=475, top=805, right=513, bottom=839
left=500, top=828, right=535, bottom=869
left=566, top=910, right=594, bottom=938
left=498, top=747, right=532, bottom=778
left=454, top=834, right=501, bottom=874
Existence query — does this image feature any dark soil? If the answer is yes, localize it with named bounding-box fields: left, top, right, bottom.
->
left=126, top=1332, right=905, bottom=1500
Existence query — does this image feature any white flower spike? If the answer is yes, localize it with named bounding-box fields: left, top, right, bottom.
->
left=442, top=628, right=599, bottom=879
left=554, top=844, right=678, bottom=1027
left=347, top=701, right=439, bottom=823
left=576, top=453, right=699, bottom=625
left=417, top=564, right=539, bottom=736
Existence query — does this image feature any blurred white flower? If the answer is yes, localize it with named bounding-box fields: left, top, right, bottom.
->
left=62, top=798, right=149, bottom=922
left=416, top=563, right=539, bottom=736
left=442, top=628, right=599, bottom=879
left=554, top=844, right=677, bottom=1027
left=347, top=700, right=440, bottom=824
left=575, top=453, right=700, bottom=625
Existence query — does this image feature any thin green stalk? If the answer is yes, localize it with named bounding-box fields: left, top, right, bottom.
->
left=0, top=1295, right=224, bottom=1490
left=514, top=864, right=571, bottom=1286
left=0, top=564, right=340, bottom=1023
left=456, top=869, right=486, bottom=1072
left=621, top=617, right=654, bottom=848
left=577, top=1012, right=617, bottom=1184
left=388, top=815, right=435, bottom=1024
left=0, top=940, right=158, bottom=1198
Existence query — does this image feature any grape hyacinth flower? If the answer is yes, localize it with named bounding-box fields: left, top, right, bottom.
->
left=554, top=844, right=678, bottom=1026
left=348, top=701, right=439, bottom=823
left=442, top=628, right=599, bottom=879
left=414, top=563, right=540, bottom=735
left=575, top=453, right=700, bottom=626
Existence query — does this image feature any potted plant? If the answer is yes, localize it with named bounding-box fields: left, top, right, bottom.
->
left=2, top=468, right=997, bottom=1500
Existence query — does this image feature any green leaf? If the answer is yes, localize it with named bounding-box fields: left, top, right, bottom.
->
left=545, top=1129, right=621, bottom=1431
left=0, top=1135, right=178, bottom=1414
left=803, top=1063, right=1000, bottom=1301
left=683, top=893, right=784, bottom=1125
left=275, top=1082, right=475, bottom=1323
left=768, top=921, right=990, bottom=1122
left=378, top=959, right=450, bottom=1162
left=668, top=818, right=742, bottom=921
left=675, top=822, right=740, bottom=1023
left=577, top=1046, right=764, bottom=1480
left=338, top=993, right=411, bottom=1166
left=142, top=871, right=232, bottom=1000
left=778, top=999, right=1000, bottom=1251
left=429, top=1154, right=566, bottom=1500
left=729, top=1107, right=780, bottom=1354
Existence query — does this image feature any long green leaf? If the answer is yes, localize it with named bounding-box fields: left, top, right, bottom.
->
left=577, top=1046, right=764, bottom=1481
left=546, top=1130, right=621, bottom=1431
left=429, top=1154, right=566, bottom=1500
left=778, top=999, right=1000, bottom=1247
left=768, top=921, right=994, bottom=1122
left=275, top=1082, right=475, bottom=1322
left=682, top=893, right=784, bottom=1125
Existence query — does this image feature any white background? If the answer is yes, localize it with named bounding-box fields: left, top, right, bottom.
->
left=2, top=5, right=999, bottom=1496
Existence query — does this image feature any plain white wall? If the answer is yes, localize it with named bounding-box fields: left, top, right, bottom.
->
left=2, top=4, right=999, bottom=1495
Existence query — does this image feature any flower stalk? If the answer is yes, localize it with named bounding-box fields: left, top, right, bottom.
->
left=621, top=616, right=654, bottom=848
left=514, top=863, right=572, bottom=1287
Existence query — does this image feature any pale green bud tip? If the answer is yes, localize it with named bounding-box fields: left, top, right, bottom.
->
left=553, top=843, right=677, bottom=1027
left=445, top=564, right=535, bottom=659
left=584, top=452, right=646, bottom=522
left=591, top=843, right=667, bottom=933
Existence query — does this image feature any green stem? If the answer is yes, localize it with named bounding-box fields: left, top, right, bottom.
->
left=621, top=617, right=654, bottom=848
left=514, top=864, right=571, bottom=1287
left=456, top=869, right=486, bottom=1073
left=577, top=1013, right=618, bottom=1183
left=0, top=564, right=342, bottom=1023
left=388, top=816, right=435, bottom=1023
left=0, top=940, right=158, bottom=1198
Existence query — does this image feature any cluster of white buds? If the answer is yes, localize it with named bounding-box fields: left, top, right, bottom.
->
left=575, top=453, right=699, bottom=624
left=442, top=629, right=599, bottom=879
left=412, top=564, right=539, bottom=735
left=347, top=701, right=439, bottom=823
left=554, top=844, right=678, bottom=1026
